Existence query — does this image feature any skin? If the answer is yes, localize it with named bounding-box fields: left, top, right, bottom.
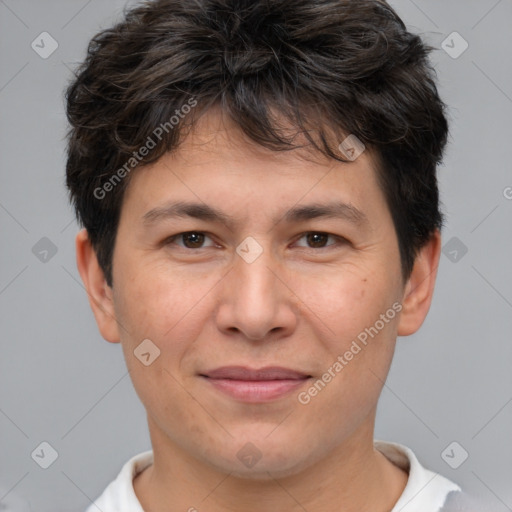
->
left=76, top=106, right=441, bottom=512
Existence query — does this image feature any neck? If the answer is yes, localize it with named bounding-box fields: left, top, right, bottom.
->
left=134, top=415, right=408, bottom=512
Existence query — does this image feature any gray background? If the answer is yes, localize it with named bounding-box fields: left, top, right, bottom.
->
left=1, top=1, right=511, bottom=511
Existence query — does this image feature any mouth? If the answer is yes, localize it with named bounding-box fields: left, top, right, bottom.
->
left=199, top=366, right=312, bottom=403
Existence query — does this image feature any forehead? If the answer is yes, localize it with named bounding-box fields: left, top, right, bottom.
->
left=163, top=104, right=378, bottom=171
left=121, top=106, right=387, bottom=225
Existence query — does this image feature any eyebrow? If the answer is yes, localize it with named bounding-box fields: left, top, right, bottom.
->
left=142, top=200, right=369, bottom=229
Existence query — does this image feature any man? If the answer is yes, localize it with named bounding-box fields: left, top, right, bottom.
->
left=65, top=0, right=478, bottom=510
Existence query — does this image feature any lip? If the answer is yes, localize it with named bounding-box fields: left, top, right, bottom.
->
left=200, top=366, right=312, bottom=403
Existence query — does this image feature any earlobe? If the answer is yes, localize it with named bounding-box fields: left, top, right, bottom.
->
left=75, top=228, right=121, bottom=343
left=397, top=230, right=442, bottom=337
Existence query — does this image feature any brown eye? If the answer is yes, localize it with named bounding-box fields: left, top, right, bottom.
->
left=165, top=231, right=215, bottom=249
left=294, top=232, right=342, bottom=250
left=306, top=232, right=329, bottom=248
left=181, top=232, right=205, bottom=248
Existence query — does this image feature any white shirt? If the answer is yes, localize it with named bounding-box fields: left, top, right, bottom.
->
left=85, top=440, right=464, bottom=512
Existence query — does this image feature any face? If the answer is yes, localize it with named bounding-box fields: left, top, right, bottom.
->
left=83, top=107, right=430, bottom=479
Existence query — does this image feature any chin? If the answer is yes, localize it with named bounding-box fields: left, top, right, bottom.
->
left=217, top=455, right=313, bottom=481
left=201, top=435, right=319, bottom=480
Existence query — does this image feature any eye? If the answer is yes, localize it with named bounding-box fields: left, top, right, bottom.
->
left=163, top=231, right=347, bottom=252
left=293, top=231, right=345, bottom=250
left=164, top=231, right=217, bottom=249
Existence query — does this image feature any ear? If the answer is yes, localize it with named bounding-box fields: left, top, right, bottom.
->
left=397, top=229, right=441, bottom=336
left=75, top=228, right=120, bottom=343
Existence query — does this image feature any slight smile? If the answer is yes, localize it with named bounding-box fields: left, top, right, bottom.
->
left=199, top=366, right=313, bottom=403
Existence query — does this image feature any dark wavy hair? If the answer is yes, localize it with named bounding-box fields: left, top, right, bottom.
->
left=65, top=0, right=449, bottom=287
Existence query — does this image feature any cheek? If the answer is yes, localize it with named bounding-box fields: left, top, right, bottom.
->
left=115, top=264, right=207, bottom=341
left=298, top=268, right=400, bottom=405
left=299, top=277, right=399, bottom=439
left=112, top=269, right=211, bottom=424
left=295, top=267, right=397, bottom=345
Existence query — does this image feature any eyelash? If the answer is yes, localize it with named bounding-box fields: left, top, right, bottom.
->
left=163, top=231, right=347, bottom=252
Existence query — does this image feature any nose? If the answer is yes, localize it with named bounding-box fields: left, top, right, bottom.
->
left=215, top=241, right=299, bottom=341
